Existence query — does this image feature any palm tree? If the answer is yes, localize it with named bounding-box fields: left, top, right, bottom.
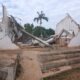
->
left=34, top=11, right=48, bottom=26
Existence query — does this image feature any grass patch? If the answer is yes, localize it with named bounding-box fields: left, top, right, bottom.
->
left=44, top=68, right=80, bottom=80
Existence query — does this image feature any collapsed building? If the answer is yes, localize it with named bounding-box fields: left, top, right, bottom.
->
left=56, top=14, right=79, bottom=36
left=55, top=14, right=80, bottom=47
left=0, top=5, right=19, bottom=49
left=0, top=5, right=80, bottom=80
left=0, top=5, right=53, bottom=49
left=1, top=5, right=80, bottom=49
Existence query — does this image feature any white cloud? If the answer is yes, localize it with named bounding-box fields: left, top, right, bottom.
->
left=0, top=0, right=80, bottom=29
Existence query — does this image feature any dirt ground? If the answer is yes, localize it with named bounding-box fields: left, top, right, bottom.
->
left=0, top=47, right=80, bottom=80
left=16, top=50, right=42, bottom=80
left=17, top=47, right=80, bottom=80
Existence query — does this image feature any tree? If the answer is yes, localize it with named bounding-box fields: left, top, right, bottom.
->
left=24, top=23, right=34, bottom=34
left=46, top=28, right=55, bottom=36
left=24, top=23, right=55, bottom=38
left=33, top=26, right=47, bottom=37
left=33, top=26, right=55, bottom=38
left=34, top=11, right=48, bottom=26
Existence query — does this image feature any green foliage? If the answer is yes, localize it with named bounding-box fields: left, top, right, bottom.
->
left=33, top=26, right=47, bottom=37
left=24, top=23, right=34, bottom=34
left=24, top=23, right=55, bottom=38
left=46, top=28, right=55, bottom=36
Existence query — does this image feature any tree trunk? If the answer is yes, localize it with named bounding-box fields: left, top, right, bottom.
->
left=40, top=19, right=42, bottom=27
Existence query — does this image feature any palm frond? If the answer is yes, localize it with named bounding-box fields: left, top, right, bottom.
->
left=34, top=11, right=48, bottom=26
left=41, top=11, right=45, bottom=17
left=37, top=12, right=40, bottom=15
left=42, top=17, right=48, bottom=22
left=34, top=17, right=39, bottom=23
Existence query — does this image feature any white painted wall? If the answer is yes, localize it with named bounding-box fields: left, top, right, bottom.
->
left=68, top=32, right=80, bottom=47
left=56, top=14, right=79, bottom=36
left=0, top=23, right=19, bottom=49
left=0, top=5, right=19, bottom=49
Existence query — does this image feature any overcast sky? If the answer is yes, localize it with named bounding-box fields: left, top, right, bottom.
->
left=0, top=0, right=80, bottom=29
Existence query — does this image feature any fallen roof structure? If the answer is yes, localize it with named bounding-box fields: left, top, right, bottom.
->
left=9, top=16, right=51, bottom=47
left=0, top=5, right=52, bottom=48
left=45, top=29, right=73, bottom=45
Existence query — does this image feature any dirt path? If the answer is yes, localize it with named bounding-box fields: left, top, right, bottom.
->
left=17, top=50, right=42, bottom=80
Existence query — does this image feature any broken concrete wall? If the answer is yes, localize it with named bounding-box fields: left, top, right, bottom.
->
left=0, top=5, right=19, bottom=49
left=0, top=50, right=21, bottom=80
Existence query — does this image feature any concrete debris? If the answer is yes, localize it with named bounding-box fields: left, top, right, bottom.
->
left=0, top=50, right=21, bottom=80
left=0, top=5, right=52, bottom=48
left=55, top=14, right=80, bottom=47
left=1, top=5, right=80, bottom=48
left=9, top=15, right=51, bottom=47
left=0, top=5, right=19, bottom=49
